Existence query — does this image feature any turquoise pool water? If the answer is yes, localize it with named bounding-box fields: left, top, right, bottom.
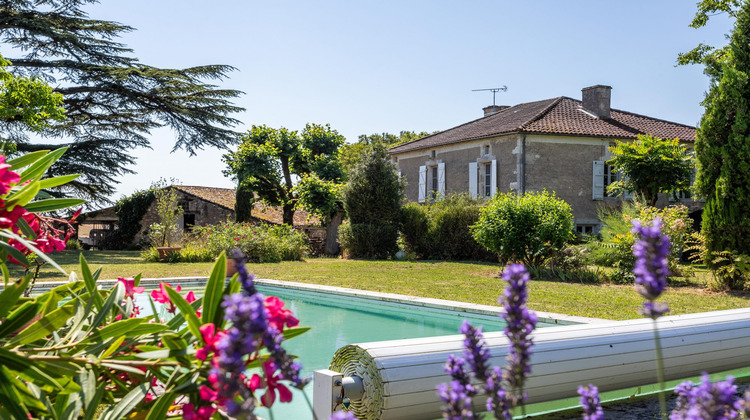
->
left=141, top=284, right=557, bottom=419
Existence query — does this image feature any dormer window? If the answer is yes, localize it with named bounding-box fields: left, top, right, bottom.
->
left=430, top=150, right=436, bottom=159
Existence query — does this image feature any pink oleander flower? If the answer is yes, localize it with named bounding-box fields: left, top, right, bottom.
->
left=182, top=403, right=216, bottom=420
left=196, top=323, right=225, bottom=361
left=0, top=156, right=20, bottom=196
left=151, top=283, right=181, bottom=313
left=117, top=277, right=145, bottom=298
left=265, top=296, right=299, bottom=332
left=249, top=361, right=293, bottom=407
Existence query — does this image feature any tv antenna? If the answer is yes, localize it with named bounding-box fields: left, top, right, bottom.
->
left=472, top=86, right=508, bottom=108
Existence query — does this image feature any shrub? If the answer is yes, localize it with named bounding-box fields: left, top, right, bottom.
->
left=338, top=221, right=399, bottom=259
left=584, top=201, right=692, bottom=283
left=472, top=191, right=574, bottom=266
left=65, top=239, right=83, bottom=250
left=400, top=194, right=496, bottom=261
left=99, top=187, right=156, bottom=250
left=190, top=221, right=308, bottom=263
left=340, top=145, right=403, bottom=258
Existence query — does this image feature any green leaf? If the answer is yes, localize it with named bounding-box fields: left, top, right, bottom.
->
left=86, top=281, right=124, bottom=332
left=24, top=197, right=86, bottom=213
left=0, top=275, right=30, bottom=319
left=100, top=383, right=148, bottom=420
left=7, top=150, right=48, bottom=171
left=10, top=302, right=76, bottom=345
left=100, top=362, right=147, bottom=377
left=0, top=230, right=66, bottom=274
left=0, top=240, right=30, bottom=266
left=134, top=348, right=193, bottom=359
left=83, top=384, right=106, bottom=420
left=5, top=179, right=40, bottom=208
left=36, top=174, right=81, bottom=190
left=145, top=391, right=176, bottom=420
left=203, top=251, right=226, bottom=326
left=15, top=215, right=37, bottom=240
left=84, top=315, right=143, bottom=343
left=79, top=253, right=102, bottom=310
left=0, top=348, right=63, bottom=391
left=282, top=326, right=311, bottom=340
left=0, top=301, right=40, bottom=339
left=0, top=367, right=30, bottom=419
left=164, top=285, right=202, bottom=341
left=18, top=147, right=68, bottom=184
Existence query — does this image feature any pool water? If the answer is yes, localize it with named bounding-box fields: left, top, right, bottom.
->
left=140, top=284, right=554, bottom=419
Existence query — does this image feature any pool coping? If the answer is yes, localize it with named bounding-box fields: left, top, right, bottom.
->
left=11, top=276, right=609, bottom=325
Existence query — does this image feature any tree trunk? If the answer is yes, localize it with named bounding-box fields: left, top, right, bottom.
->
left=282, top=202, right=295, bottom=226
left=324, top=211, right=345, bottom=255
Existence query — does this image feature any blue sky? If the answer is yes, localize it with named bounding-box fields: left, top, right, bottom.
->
left=82, top=1, right=733, bottom=202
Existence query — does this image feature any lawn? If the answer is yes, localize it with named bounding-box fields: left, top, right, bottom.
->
left=12, top=250, right=750, bottom=321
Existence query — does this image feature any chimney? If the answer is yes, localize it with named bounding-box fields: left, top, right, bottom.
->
left=483, top=105, right=510, bottom=116
left=581, top=85, right=612, bottom=119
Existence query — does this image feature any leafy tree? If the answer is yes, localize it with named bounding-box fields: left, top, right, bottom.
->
left=472, top=190, right=574, bottom=266
left=339, top=130, right=431, bottom=178
left=691, top=0, right=750, bottom=258
left=606, top=135, right=694, bottom=206
left=295, top=173, right=344, bottom=254
left=223, top=123, right=345, bottom=225
left=149, top=186, right=184, bottom=248
left=0, top=0, right=244, bottom=205
left=0, top=55, right=65, bottom=131
left=338, top=145, right=403, bottom=258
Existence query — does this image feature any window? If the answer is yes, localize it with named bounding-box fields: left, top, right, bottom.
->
left=593, top=160, right=622, bottom=200
left=183, top=213, right=196, bottom=232
left=576, top=224, right=596, bottom=235
left=484, top=144, right=490, bottom=155
left=430, top=150, right=436, bottom=159
left=419, top=162, right=445, bottom=203
left=484, top=163, right=492, bottom=197
left=431, top=166, right=439, bottom=194
left=603, top=163, right=617, bottom=197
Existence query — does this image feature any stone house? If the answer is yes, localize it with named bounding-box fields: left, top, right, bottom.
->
left=79, top=185, right=323, bottom=250
left=388, top=85, right=699, bottom=234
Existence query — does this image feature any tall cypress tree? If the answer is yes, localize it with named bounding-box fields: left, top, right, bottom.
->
left=694, top=0, right=750, bottom=256
left=0, top=0, right=244, bottom=205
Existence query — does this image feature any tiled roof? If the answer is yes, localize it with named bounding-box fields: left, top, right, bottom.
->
left=173, top=185, right=318, bottom=226
left=389, top=97, right=696, bottom=154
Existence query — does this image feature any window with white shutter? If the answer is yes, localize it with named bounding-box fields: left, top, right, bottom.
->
left=469, top=162, right=478, bottom=198
left=593, top=160, right=605, bottom=200
left=490, top=159, right=497, bottom=197
left=418, top=165, right=426, bottom=203
left=437, top=162, right=445, bottom=198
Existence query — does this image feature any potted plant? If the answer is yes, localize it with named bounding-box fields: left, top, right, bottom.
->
left=149, top=186, right=184, bottom=259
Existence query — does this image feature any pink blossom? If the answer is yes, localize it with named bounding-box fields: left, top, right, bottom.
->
left=265, top=296, right=299, bottom=332
left=185, top=291, right=197, bottom=303
left=249, top=361, right=293, bottom=407
left=199, top=384, right=219, bottom=402
left=0, top=156, right=20, bottom=196
left=151, top=283, right=181, bottom=313
left=117, top=277, right=145, bottom=298
left=182, top=403, right=216, bottom=420
left=196, top=323, right=225, bottom=361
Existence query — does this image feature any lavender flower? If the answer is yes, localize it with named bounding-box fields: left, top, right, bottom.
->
left=437, top=380, right=477, bottom=420
left=330, top=411, right=358, bottom=420
left=578, top=384, right=604, bottom=420
left=671, top=373, right=742, bottom=420
left=231, top=249, right=256, bottom=295
left=460, top=320, right=491, bottom=381
left=445, top=354, right=472, bottom=390
left=485, top=366, right=512, bottom=420
left=632, top=218, right=671, bottom=319
left=500, top=264, right=538, bottom=406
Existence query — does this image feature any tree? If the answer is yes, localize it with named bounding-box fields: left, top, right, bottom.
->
left=223, top=123, right=345, bottom=225
left=338, top=145, right=403, bottom=258
left=0, top=0, right=244, bottom=205
left=339, top=130, right=431, bottom=178
left=149, top=186, right=183, bottom=248
left=691, top=0, right=750, bottom=257
left=295, top=173, right=344, bottom=254
left=606, top=135, right=694, bottom=206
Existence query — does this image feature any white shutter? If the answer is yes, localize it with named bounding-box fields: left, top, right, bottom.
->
left=398, top=170, right=402, bottom=179
left=592, top=160, right=604, bottom=200
left=418, top=165, right=426, bottom=203
left=469, top=162, right=478, bottom=199
left=437, top=162, right=445, bottom=199
left=490, top=159, right=497, bottom=197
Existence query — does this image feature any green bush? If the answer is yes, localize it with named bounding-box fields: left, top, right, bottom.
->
left=193, top=221, right=308, bottom=263
left=472, top=190, right=574, bottom=266
left=65, top=239, right=83, bottom=250
left=400, top=195, right=495, bottom=261
left=340, top=145, right=403, bottom=258
left=338, top=221, right=399, bottom=259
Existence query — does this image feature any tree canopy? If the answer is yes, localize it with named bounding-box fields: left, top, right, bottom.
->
left=606, top=135, right=694, bottom=206
left=0, top=0, right=244, bottom=205
left=223, top=123, right=345, bottom=225
left=339, top=130, right=431, bottom=178
left=693, top=0, right=750, bottom=257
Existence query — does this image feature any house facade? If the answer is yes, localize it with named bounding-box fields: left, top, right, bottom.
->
left=389, top=85, right=699, bottom=233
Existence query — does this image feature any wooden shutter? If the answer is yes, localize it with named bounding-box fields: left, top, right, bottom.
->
left=469, top=162, right=478, bottom=199
left=437, top=162, right=445, bottom=199
left=490, top=159, right=497, bottom=197
left=592, top=160, right=604, bottom=200
left=418, top=165, right=426, bottom=203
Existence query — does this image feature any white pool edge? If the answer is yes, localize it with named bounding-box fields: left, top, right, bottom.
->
left=17, top=276, right=609, bottom=325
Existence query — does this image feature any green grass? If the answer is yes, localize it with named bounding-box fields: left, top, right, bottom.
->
left=13, top=251, right=750, bottom=321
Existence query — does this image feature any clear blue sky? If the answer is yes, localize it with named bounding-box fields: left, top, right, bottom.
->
left=82, top=1, right=732, bottom=203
